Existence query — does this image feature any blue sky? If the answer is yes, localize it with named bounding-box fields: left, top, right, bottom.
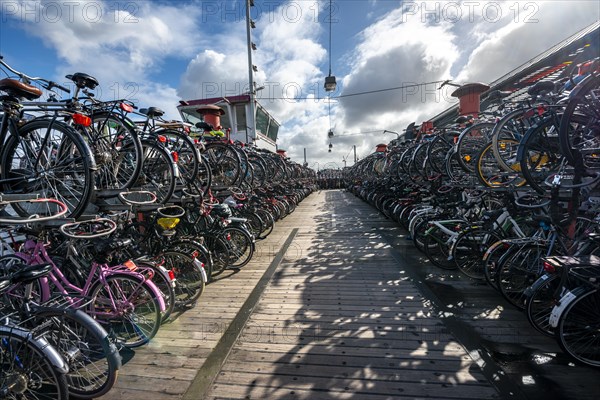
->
left=1, top=1, right=599, bottom=167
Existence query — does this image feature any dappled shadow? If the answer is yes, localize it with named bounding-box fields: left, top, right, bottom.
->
left=211, top=190, right=497, bottom=399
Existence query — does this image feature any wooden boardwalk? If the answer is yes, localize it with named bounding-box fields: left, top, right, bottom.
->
left=100, top=190, right=600, bottom=399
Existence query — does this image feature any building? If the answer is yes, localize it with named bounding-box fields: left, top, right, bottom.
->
left=426, top=21, right=600, bottom=130
left=177, top=95, right=279, bottom=152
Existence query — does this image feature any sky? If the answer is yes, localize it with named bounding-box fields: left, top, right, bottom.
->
left=1, top=0, right=599, bottom=170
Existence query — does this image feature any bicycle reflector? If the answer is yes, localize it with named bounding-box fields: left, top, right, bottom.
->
left=171, top=151, right=179, bottom=163
left=120, top=102, right=134, bottom=112
left=123, top=259, right=137, bottom=271
left=543, top=260, right=556, bottom=273
left=157, top=217, right=180, bottom=230
left=72, top=113, right=91, bottom=127
left=168, top=270, right=176, bottom=281
left=157, top=135, right=167, bottom=143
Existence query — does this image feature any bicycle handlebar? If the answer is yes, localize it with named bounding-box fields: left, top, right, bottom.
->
left=0, top=56, right=70, bottom=94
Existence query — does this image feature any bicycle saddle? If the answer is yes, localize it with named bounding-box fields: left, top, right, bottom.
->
left=140, top=107, right=165, bottom=118
left=0, top=78, right=43, bottom=100
left=196, top=122, right=214, bottom=131
left=527, top=80, right=555, bottom=97
left=66, top=72, right=99, bottom=90
left=10, top=263, right=53, bottom=284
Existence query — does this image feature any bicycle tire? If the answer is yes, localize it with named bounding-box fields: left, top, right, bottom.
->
left=491, top=108, right=539, bottom=172
left=452, top=228, right=503, bottom=280
left=558, top=75, right=600, bottom=169
left=475, top=140, right=526, bottom=188
left=423, top=225, right=459, bottom=270
left=1, top=119, right=95, bottom=218
left=88, top=274, right=161, bottom=348
left=223, top=226, right=255, bottom=269
left=0, top=328, right=69, bottom=400
left=153, top=129, right=200, bottom=184
left=136, top=139, right=176, bottom=204
left=135, top=260, right=176, bottom=323
left=162, top=250, right=205, bottom=306
left=32, top=306, right=121, bottom=399
left=90, top=111, right=144, bottom=191
left=525, top=273, right=560, bottom=337
left=556, top=288, right=600, bottom=367
left=456, top=122, right=495, bottom=173
left=255, top=208, right=274, bottom=239
left=518, top=117, right=564, bottom=194
left=496, top=243, right=548, bottom=310
left=204, top=142, right=241, bottom=189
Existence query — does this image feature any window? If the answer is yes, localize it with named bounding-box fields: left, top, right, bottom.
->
left=267, top=120, right=279, bottom=141
left=255, top=107, right=269, bottom=136
left=235, top=105, right=247, bottom=132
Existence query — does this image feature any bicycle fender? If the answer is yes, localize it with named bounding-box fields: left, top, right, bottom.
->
left=192, top=257, right=208, bottom=283
left=523, top=272, right=552, bottom=299
left=0, top=327, right=69, bottom=374
left=549, top=286, right=590, bottom=328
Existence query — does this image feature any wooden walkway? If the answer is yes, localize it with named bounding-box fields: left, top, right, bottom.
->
left=100, top=190, right=600, bottom=400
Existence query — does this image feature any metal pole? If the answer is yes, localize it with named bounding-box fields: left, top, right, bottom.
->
left=245, top=0, right=257, bottom=145
left=304, top=148, right=307, bottom=165
left=353, top=145, right=357, bottom=163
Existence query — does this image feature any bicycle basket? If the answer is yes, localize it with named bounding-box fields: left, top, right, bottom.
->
left=157, top=217, right=180, bottom=230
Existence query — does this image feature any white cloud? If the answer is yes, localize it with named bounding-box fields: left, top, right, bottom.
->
left=456, top=1, right=600, bottom=83
left=6, top=0, right=202, bottom=116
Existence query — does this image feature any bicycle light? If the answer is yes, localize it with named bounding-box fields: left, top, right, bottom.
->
left=72, top=113, right=91, bottom=127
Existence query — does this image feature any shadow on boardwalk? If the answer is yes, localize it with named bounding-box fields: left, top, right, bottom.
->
left=210, top=190, right=498, bottom=399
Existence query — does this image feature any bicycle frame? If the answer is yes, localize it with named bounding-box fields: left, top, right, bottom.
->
left=12, top=239, right=165, bottom=314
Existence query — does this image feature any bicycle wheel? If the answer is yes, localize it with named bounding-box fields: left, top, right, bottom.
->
left=32, top=307, right=121, bottom=399
left=202, top=234, right=231, bottom=277
left=411, top=218, right=430, bottom=254
left=452, top=228, right=503, bottom=280
left=239, top=211, right=263, bottom=239
left=518, top=117, right=564, bottom=194
left=0, top=328, right=69, bottom=400
left=456, top=122, right=494, bottom=173
left=491, top=108, right=538, bottom=172
left=497, top=243, right=548, bottom=310
left=423, top=224, right=458, bottom=270
left=1, top=120, right=95, bottom=218
left=525, top=273, right=560, bottom=337
left=197, top=154, right=212, bottom=196
left=90, top=111, right=143, bottom=191
left=154, top=129, right=199, bottom=184
left=255, top=208, right=274, bottom=239
left=135, top=139, right=176, bottom=204
left=223, top=226, right=255, bottom=269
left=162, top=250, right=205, bottom=306
left=558, top=75, right=600, bottom=169
left=203, top=142, right=241, bottom=188
left=475, top=140, right=526, bottom=188
left=88, top=274, right=161, bottom=348
left=135, top=260, right=176, bottom=323
left=482, top=240, right=513, bottom=291
left=557, top=288, right=600, bottom=367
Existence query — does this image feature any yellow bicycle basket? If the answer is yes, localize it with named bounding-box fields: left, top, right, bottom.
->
left=157, top=217, right=180, bottom=230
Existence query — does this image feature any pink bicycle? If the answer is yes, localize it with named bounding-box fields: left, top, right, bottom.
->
left=10, top=217, right=165, bottom=348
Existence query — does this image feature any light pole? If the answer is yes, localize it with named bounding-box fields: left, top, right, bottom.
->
left=245, top=0, right=257, bottom=144
left=383, top=129, right=400, bottom=138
